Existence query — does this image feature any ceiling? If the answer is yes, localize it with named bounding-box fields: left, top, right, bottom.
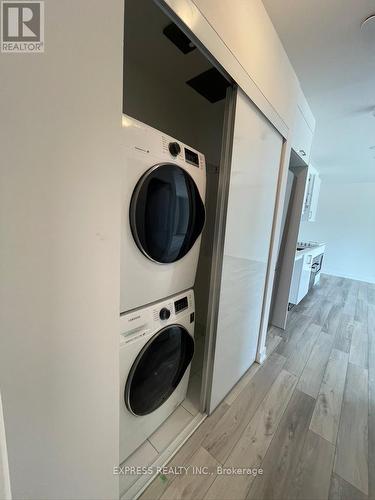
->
left=263, top=0, right=375, bottom=182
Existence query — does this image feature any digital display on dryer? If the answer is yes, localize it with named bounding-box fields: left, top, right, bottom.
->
left=184, top=148, right=199, bottom=167
left=174, top=297, right=188, bottom=313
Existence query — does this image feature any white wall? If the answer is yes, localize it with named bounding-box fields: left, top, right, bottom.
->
left=299, top=179, right=375, bottom=283
left=0, top=1, right=123, bottom=498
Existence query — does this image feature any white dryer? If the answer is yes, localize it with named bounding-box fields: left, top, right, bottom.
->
left=119, top=289, right=195, bottom=463
left=121, top=115, right=206, bottom=313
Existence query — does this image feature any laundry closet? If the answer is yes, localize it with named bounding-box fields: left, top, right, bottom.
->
left=119, top=1, right=230, bottom=496
left=120, top=0, right=288, bottom=498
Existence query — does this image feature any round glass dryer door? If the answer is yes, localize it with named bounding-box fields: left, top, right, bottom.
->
left=125, top=325, right=195, bottom=416
left=130, top=164, right=205, bottom=263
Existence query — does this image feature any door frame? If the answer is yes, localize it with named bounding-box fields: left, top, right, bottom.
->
left=200, top=85, right=237, bottom=415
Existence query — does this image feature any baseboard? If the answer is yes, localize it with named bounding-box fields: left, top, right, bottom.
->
left=322, top=270, right=375, bottom=285
left=256, top=347, right=267, bottom=364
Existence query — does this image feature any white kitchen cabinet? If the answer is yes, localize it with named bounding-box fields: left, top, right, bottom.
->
left=289, top=253, right=312, bottom=305
left=289, top=244, right=326, bottom=305
left=309, top=174, right=321, bottom=221
left=292, top=105, right=314, bottom=163
left=302, top=166, right=321, bottom=222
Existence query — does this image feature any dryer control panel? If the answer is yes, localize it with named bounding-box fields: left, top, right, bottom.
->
left=161, top=136, right=205, bottom=170
left=122, top=114, right=206, bottom=171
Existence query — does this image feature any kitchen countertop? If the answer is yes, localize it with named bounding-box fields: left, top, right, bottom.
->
left=295, top=243, right=326, bottom=260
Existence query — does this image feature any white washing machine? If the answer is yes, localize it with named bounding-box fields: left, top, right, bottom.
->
left=121, top=115, right=206, bottom=313
left=119, top=289, right=195, bottom=463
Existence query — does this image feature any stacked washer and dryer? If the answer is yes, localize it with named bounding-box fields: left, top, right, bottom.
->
left=119, top=115, right=207, bottom=463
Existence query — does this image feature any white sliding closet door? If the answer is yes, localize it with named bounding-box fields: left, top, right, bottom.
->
left=209, top=89, right=283, bottom=411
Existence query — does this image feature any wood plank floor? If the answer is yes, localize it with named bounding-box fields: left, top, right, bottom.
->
left=140, top=275, right=373, bottom=500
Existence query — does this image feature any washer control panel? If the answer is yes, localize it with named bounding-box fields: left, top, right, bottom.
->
left=120, top=289, right=194, bottom=345
left=152, top=300, right=173, bottom=322
left=151, top=290, right=194, bottom=324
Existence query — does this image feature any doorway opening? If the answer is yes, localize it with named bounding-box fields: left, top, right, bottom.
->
left=267, top=150, right=309, bottom=345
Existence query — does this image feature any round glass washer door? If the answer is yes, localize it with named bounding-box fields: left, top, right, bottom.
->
left=125, top=325, right=195, bottom=416
left=130, top=164, right=205, bottom=264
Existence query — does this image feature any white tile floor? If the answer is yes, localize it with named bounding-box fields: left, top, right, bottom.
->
left=119, top=440, right=159, bottom=494
left=148, top=405, right=194, bottom=453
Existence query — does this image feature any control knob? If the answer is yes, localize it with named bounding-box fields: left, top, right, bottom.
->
left=159, top=308, right=171, bottom=321
left=168, top=142, right=181, bottom=157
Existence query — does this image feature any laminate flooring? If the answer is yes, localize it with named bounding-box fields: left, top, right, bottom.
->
left=141, top=275, right=374, bottom=500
